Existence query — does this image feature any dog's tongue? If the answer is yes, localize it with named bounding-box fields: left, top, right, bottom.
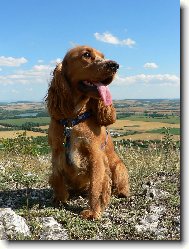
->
left=96, top=83, right=112, bottom=106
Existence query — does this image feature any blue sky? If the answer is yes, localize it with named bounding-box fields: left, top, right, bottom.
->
left=0, top=0, right=180, bottom=102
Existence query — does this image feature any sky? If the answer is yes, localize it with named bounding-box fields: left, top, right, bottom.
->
left=0, top=0, right=180, bottom=102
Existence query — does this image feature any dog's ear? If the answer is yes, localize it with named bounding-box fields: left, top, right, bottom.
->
left=46, top=63, right=74, bottom=119
left=90, top=99, right=116, bottom=126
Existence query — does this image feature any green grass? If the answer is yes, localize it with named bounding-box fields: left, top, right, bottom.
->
left=0, top=133, right=180, bottom=240
left=0, top=133, right=50, bottom=155
left=147, top=127, right=180, bottom=135
left=118, top=115, right=180, bottom=124
left=0, top=114, right=179, bottom=127
left=0, top=117, right=50, bottom=127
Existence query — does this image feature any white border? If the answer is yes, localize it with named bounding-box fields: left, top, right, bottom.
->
left=1, top=1, right=187, bottom=248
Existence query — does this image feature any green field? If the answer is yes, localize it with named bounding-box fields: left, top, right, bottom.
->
left=0, top=100, right=180, bottom=141
left=118, top=115, right=180, bottom=124
left=146, top=127, right=180, bottom=135
left=0, top=115, right=179, bottom=127
left=0, top=117, right=50, bottom=127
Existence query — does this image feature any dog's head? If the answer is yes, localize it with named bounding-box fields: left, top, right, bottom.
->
left=47, top=45, right=118, bottom=123
left=62, top=45, right=119, bottom=106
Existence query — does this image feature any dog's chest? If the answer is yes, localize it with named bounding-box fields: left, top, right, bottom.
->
left=65, top=131, right=91, bottom=171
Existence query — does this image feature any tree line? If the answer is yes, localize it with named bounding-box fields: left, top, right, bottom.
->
left=0, top=122, right=47, bottom=133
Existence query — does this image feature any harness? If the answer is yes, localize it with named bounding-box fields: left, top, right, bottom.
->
left=59, top=111, right=109, bottom=150
left=59, top=111, right=92, bottom=148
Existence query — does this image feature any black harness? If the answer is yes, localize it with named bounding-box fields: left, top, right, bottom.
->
left=59, top=111, right=108, bottom=151
left=59, top=111, right=92, bottom=148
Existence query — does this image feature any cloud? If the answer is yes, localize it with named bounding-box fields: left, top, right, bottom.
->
left=0, top=64, right=54, bottom=85
left=144, top=62, right=158, bottom=69
left=33, top=64, right=53, bottom=71
left=113, top=74, right=180, bottom=86
left=50, top=58, right=62, bottom=64
left=0, top=56, right=28, bottom=67
left=94, top=32, right=136, bottom=47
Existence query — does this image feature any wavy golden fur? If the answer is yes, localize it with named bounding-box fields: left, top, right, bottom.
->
left=46, top=45, right=130, bottom=219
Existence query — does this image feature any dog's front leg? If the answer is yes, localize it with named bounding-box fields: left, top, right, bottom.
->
left=81, top=153, right=111, bottom=220
left=49, top=148, right=69, bottom=205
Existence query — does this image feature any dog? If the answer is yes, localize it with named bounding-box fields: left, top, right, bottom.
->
left=46, top=45, right=130, bottom=219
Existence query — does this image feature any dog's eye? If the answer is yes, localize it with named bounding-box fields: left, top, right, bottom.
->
left=82, top=52, right=91, bottom=59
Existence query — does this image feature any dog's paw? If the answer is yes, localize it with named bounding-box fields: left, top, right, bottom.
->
left=117, top=191, right=130, bottom=198
left=80, top=209, right=101, bottom=220
left=117, top=187, right=130, bottom=198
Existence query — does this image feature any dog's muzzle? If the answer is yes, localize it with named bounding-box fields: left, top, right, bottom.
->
left=105, top=60, right=119, bottom=73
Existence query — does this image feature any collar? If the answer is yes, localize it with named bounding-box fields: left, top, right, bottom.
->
left=59, top=111, right=92, bottom=128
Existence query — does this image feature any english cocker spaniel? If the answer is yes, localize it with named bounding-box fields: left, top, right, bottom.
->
left=46, top=45, right=130, bottom=219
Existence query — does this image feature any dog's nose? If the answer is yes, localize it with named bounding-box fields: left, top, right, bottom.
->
left=106, top=60, right=119, bottom=72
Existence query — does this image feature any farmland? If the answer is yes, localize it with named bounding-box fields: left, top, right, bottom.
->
left=0, top=99, right=180, bottom=141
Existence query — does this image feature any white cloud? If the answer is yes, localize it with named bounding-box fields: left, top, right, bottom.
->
left=0, top=64, right=54, bottom=86
left=0, top=56, right=28, bottom=67
left=113, top=74, right=180, bottom=86
left=94, top=32, right=136, bottom=47
left=33, top=64, right=53, bottom=71
left=50, top=58, right=62, bottom=64
left=144, top=62, right=158, bottom=69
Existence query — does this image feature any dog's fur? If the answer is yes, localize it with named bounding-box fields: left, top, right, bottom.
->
left=46, top=45, right=130, bottom=219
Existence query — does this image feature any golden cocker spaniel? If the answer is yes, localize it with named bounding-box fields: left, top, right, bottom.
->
left=46, top=45, right=130, bottom=219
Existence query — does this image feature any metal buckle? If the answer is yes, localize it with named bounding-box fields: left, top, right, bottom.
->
left=65, top=126, right=72, bottom=137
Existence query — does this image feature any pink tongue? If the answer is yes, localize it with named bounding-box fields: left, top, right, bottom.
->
left=96, top=83, right=112, bottom=106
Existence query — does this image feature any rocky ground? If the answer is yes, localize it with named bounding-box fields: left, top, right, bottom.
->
left=0, top=170, right=180, bottom=240
left=0, top=140, right=180, bottom=240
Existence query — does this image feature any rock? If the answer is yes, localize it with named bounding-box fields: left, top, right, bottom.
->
left=0, top=221, right=6, bottom=240
left=135, top=219, right=159, bottom=233
left=155, top=227, right=168, bottom=240
left=39, top=217, right=68, bottom=240
left=135, top=204, right=166, bottom=236
left=0, top=208, right=31, bottom=239
left=142, top=182, right=169, bottom=200
left=150, top=205, right=166, bottom=215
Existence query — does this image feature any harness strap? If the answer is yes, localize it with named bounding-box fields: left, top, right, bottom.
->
left=59, top=111, right=92, bottom=148
left=59, top=111, right=108, bottom=151
left=59, top=111, right=91, bottom=128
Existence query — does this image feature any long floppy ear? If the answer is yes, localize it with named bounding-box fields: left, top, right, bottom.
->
left=45, top=63, right=74, bottom=119
left=89, top=99, right=116, bottom=126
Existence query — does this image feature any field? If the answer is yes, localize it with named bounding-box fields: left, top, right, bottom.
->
left=0, top=117, right=50, bottom=127
left=0, top=130, right=47, bottom=139
left=0, top=99, right=180, bottom=240
left=110, top=119, right=180, bottom=141
left=0, top=99, right=180, bottom=141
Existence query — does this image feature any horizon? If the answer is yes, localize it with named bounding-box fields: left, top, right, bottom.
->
left=0, top=98, right=180, bottom=105
left=0, top=0, right=180, bottom=102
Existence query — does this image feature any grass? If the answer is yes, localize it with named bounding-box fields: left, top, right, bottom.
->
left=147, top=128, right=180, bottom=135
left=0, top=132, right=180, bottom=240
left=0, top=117, right=50, bottom=127
left=118, top=115, right=180, bottom=124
